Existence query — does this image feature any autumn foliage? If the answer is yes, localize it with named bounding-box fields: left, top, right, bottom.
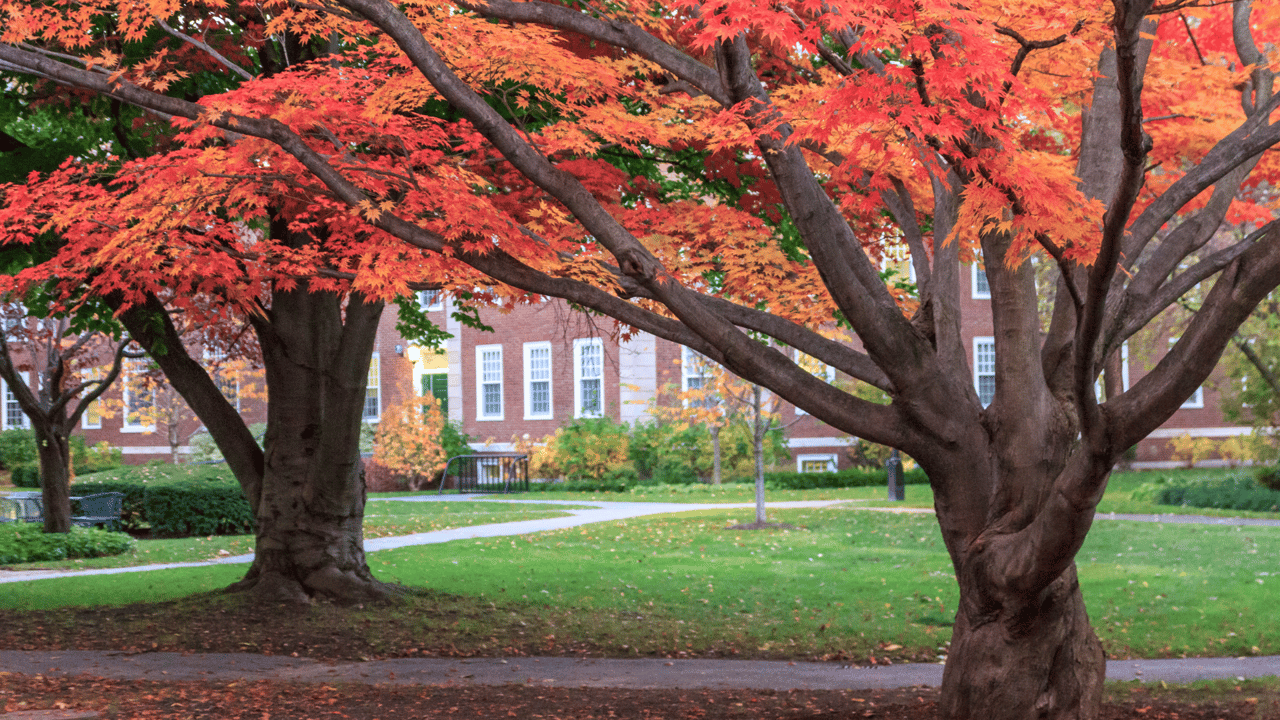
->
left=372, top=396, right=448, bottom=489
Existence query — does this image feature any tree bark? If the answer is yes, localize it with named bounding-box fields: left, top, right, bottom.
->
left=227, top=286, right=392, bottom=604
left=35, top=427, right=72, bottom=534
left=942, top=559, right=1104, bottom=720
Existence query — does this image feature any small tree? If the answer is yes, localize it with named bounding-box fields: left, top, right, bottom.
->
left=372, top=395, right=448, bottom=490
left=0, top=304, right=128, bottom=533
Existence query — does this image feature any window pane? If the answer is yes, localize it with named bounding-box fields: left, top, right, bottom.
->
left=531, top=380, right=550, bottom=415
left=484, top=383, right=502, bottom=415
left=581, top=378, right=600, bottom=415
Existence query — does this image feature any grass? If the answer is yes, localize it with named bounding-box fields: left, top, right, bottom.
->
left=4, top=502, right=1278, bottom=666
left=2, top=499, right=575, bottom=571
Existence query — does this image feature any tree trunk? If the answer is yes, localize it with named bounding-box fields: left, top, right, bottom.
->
left=229, top=287, right=392, bottom=604
left=35, top=427, right=72, bottom=534
left=941, top=562, right=1104, bottom=720
left=710, top=424, right=722, bottom=485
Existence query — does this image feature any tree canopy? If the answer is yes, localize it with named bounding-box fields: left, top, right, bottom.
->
left=2, top=0, right=1279, bottom=717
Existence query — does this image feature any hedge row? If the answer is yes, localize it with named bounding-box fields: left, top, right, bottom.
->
left=0, top=524, right=135, bottom=564
left=528, top=466, right=929, bottom=493
left=71, top=464, right=254, bottom=537
left=1155, top=475, right=1280, bottom=513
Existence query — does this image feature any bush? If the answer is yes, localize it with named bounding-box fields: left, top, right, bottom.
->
left=10, top=462, right=40, bottom=488
left=1151, top=474, right=1280, bottom=512
left=1156, top=475, right=1280, bottom=513
left=72, top=463, right=253, bottom=537
left=1256, top=465, right=1280, bottom=492
left=729, top=467, right=930, bottom=490
left=71, top=438, right=123, bottom=475
left=0, top=524, right=134, bottom=564
left=0, top=429, right=36, bottom=470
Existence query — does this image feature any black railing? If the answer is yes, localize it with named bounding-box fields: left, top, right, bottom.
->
left=438, top=454, right=529, bottom=494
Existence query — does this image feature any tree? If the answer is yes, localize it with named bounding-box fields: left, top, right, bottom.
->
left=0, top=304, right=129, bottom=533
left=372, top=394, right=448, bottom=489
left=2, top=1, right=1280, bottom=716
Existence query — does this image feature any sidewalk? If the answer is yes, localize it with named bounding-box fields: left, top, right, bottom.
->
left=2, top=649, right=1278, bottom=690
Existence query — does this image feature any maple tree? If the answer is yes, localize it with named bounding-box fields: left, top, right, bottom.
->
left=372, top=394, right=448, bottom=489
left=2, top=0, right=1280, bottom=716
left=0, top=304, right=129, bottom=533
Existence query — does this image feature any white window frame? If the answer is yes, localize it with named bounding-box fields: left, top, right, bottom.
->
left=1168, top=338, right=1204, bottom=409
left=361, top=352, right=381, bottom=422
left=122, top=360, right=155, bottom=433
left=797, top=453, right=838, bottom=473
left=523, top=341, right=553, bottom=420
left=476, top=344, right=505, bottom=421
left=972, top=262, right=991, bottom=299
left=794, top=350, right=835, bottom=415
left=974, top=337, right=996, bottom=408
left=2, top=372, right=30, bottom=430
left=81, top=398, right=103, bottom=429
left=419, top=289, right=444, bottom=312
left=574, top=338, right=604, bottom=418
left=204, top=351, right=242, bottom=413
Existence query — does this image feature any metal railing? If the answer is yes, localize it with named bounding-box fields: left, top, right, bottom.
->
left=438, top=454, right=529, bottom=494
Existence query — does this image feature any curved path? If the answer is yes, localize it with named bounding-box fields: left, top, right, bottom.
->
left=2, top=496, right=1280, bottom=690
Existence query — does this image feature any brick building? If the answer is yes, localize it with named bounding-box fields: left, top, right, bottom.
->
left=1, top=265, right=1249, bottom=469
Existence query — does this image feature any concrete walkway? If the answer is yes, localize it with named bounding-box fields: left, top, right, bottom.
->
left=3, top=497, right=1280, bottom=693
left=1, top=649, right=1278, bottom=690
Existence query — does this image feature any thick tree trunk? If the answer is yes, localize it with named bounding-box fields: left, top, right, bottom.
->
left=35, top=428, right=72, bottom=534
left=710, top=424, right=721, bottom=485
left=229, top=287, right=392, bottom=604
left=941, top=561, right=1103, bottom=720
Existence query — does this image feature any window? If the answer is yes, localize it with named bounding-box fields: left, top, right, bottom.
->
left=123, top=360, right=155, bottom=431
left=1168, top=338, right=1204, bottom=409
left=574, top=338, right=603, bottom=418
left=81, top=398, right=102, bottom=429
left=523, top=342, right=553, bottom=419
left=681, top=346, right=716, bottom=408
left=2, top=373, right=29, bottom=430
left=422, top=372, right=449, bottom=416
left=972, top=262, right=990, bottom=299
left=794, top=350, right=834, bottom=415
left=205, top=352, right=240, bottom=412
left=363, top=352, right=381, bottom=421
left=477, top=344, right=504, bottom=420
left=797, top=454, right=837, bottom=473
left=419, top=290, right=443, bottom=312
left=974, top=337, right=996, bottom=408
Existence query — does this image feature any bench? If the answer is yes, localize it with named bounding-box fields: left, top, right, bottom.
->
left=72, top=492, right=125, bottom=530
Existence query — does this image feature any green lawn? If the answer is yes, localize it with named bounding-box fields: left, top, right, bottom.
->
left=6, top=502, right=1276, bottom=664
left=2, top=499, right=575, bottom=571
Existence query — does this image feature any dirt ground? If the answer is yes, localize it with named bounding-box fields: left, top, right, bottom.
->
left=3, top=675, right=1277, bottom=720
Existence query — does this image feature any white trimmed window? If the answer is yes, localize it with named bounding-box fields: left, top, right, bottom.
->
left=477, top=344, right=504, bottom=420
left=205, top=351, right=241, bottom=412
left=363, top=352, right=381, bottom=421
left=974, top=337, right=996, bottom=408
left=681, top=346, right=717, bottom=409
left=419, top=289, right=443, bottom=312
left=523, top=341, right=553, bottom=419
left=81, top=398, right=102, bottom=429
left=574, top=338, right=603, bottom=418
left=2, top=372, right=29, bottom=430
left=794, top=350, right=835, bottom=415
left=1168, top=338, right=1204, bottom=409
left=972, top=262, right=990, bottom=299
left=122, top=360, right=155, bottom=432
left=797, top=454, right=837, bottom=473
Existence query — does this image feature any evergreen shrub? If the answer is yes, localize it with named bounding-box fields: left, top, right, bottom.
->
left=10, top=462, right=40, bottom=488
left=0, top=429, right=36, bottom=470
left=0, top=524, right=134, bottom=564
left=72, top=463, right=253, bottom=537
left=1156, top=475, right=1280, bottom=512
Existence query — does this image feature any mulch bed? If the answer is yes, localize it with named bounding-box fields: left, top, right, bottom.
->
left=2, top=676, right=1274, bottom=719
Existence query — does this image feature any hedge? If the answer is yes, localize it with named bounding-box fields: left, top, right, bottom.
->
left=0, top=524, right=135, bottom=564
left=1156, top=475, right=1280, bottom=513
left=72, top=464, right=254, bottom=538
left=10, top=462, right=40, bottom=488
left=527, top=466, right=928, bottom=493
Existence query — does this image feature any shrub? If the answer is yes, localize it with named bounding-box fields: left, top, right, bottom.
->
left=72, top=463, right=253, bottom=536
left=1257, top=465, right=1280, bottom=492
left=730, top=468, right=930, bottom=490
left=71, top=438, right=123, bottom=475
left=0, top=524, right=134, bottom=564
left=10, top=462, right=41, bottom=488
left=534, top=417, right=631, bottom=481
left=0, top=429, right=36, bottom=470
left=1156, top=474, right=1280, bottom=513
